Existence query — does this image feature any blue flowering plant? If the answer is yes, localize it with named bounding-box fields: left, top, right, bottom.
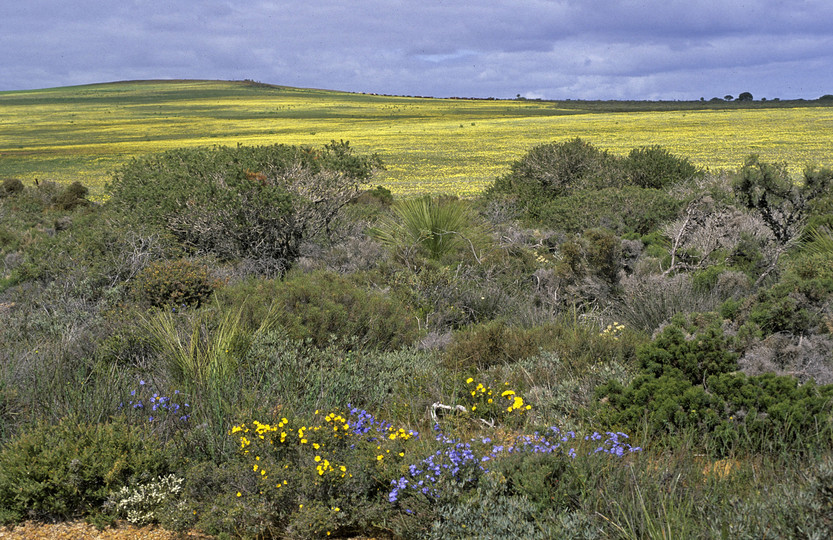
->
left=117, top=379, right=191, bottom=438
left=388, top=423, right=641, bottom=510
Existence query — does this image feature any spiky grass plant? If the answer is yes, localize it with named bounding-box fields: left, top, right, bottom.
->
left=369, top=196, right=487, bottom=263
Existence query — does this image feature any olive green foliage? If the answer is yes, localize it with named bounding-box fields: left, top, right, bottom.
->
left=108, top=141, right=382, bottom=275
left=0, top=419, right=168, bottom=523
left=0, top=178, right=24, bottom=197
left=532, top=186, right=683, bottom=234
left=489, top=137, right=623, bottom=201
left=443, top=320, right=548, bottom=370
left=625, top=145, right=700, bottom=189
left=487, top=139, right=692, bottom=234
left=131, top=259, right=218, bottom=308
left=218, top=270, right=419, bottom=351
left=747, top=249, right=833, bottom=335
left=53, top=181, right=90, bottom=211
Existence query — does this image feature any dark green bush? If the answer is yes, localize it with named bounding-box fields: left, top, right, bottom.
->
left=624, top=145, right=700, bottom=189
left=107, top=141, right=381, bottom=275
left=747, top=250, right=833, bottom=335
left=597, top=317, right=833, bottom=454
left=131, top=258, right=219, bottom=308
left=0, top=418, right=169, bottom=522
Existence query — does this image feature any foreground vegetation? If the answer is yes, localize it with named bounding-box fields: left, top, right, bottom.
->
left=2, top=80, right=833, bottom=198
left=2, top=137, right=833, bottom=538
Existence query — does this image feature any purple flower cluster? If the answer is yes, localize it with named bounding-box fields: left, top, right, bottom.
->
left=118, top=379, right=191, bottom=424
left=388, top=425, right=641, bottom=504
left=346, top=405, right=419, bottom=441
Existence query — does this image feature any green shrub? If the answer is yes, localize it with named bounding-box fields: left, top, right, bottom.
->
left=131, top=258, right=219, bottom=308
left=0, top=178, right=24, bottom=197
left=443, top=320, right=545, bottom=370
left=53, top=181, right=90, bottom=211
left=746, top=250, right=833, bottom=335
left=488, top=138, right=623, bottom=202
left=596, top=317, right=833, bottom=454
left=108, top=141, right=381, bottom=275
left=531, top=186, right=684, bottom=234
left=624, top=145, right=700, bottom=189
left=0, top=418, right=169, bottom=522
left=220, top=270, right=418, bottom=351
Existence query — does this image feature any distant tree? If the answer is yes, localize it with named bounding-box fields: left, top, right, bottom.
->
left=819, top=94, right=833, bottom=101
left=724, top=95, right=734, bottom=101
left=738, top=92, right=754, bottom=101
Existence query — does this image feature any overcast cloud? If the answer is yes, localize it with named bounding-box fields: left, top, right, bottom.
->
left=2, top=0, right=832, bottom=99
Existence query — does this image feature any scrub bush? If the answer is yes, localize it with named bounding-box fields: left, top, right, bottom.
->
left=0, top=418, right=169, bottom=522
left=108, top=141, right=382, bottom=275
left=0, top=178, right=24, bottom=197
left=231, top=270, right=419, bottom=350
left=131, top=258, right=219, bottom=308
left=596, top=317, right=833, bottom=454
left=624, top=145, right=701, bottom=189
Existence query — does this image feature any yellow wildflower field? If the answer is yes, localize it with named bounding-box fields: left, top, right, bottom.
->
left=1, top=80, right=831, bottom=198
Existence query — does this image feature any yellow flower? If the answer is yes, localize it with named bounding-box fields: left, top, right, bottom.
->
left=315, top=455, right=322, bottom=462
left=466, top=377, right=474, bottom=384
left=236, top=491, right=242, bottom=497
left=377, top=455, right=384, bottom=461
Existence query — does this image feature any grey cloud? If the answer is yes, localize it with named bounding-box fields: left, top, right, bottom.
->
left=1, top=0, right=832, bottom=99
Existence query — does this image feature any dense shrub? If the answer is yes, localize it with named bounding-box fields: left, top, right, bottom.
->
left=0, top=178, right=24, bottom=197
left=745, top=250, right=833, bottom=335
left=53, top=181, right=90, bottom=211
left=0, top=419, right=169, bottom=522
left=219, top=270, right=418, bottom=350
left=443, top=320, right=546, bottom=370
left=131, top=258, right=219, bottom=308
left=489, top=138, right=623, bottom=202
left=531, top=186, right=684, bottom=234
left=597, top=317, right=833, bottom=453
left=107, top=141, right=382, bottom=275
left=624, top=145, right=700, bottom=189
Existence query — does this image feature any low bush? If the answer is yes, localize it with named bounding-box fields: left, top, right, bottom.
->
left=220, top=270, right=418, bottom=350
left=488, top=138, right=624, bottom=202
left=531, top=186, right=684, bottom=235
left=443, top=320, right=545, bottom=370
left=0, top=178, right=24, bottom=197
left=53, top=181, right=90, bottom=211
left=596, top=317, right=833, bottom=454
left=0, top=418, right=169, bottom=522
left=131, top=258, right=219, bottom=308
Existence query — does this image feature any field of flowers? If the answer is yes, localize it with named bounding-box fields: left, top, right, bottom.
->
left=1, top=80, right=832, bottom=198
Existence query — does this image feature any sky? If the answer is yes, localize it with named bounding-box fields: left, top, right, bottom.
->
left=2, top=0, right=832, bottom=100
